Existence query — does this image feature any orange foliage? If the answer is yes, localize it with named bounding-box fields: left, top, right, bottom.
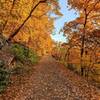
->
left=0, top=0, right=61, bottom=55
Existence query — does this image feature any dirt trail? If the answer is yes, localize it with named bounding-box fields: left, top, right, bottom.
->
left=0, top=56, right=100, bottom=100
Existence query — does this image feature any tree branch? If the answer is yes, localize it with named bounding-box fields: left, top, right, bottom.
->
left=86, top=0, right=100, bottom=16
left=8, top=0, right=47, bottom=42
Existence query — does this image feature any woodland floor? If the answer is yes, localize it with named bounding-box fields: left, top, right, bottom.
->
left=0, top=56, right=100, bottom=100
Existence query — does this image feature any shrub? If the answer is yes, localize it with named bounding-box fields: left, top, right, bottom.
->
left=0, top=66, right=10, bottom=93
left=67, top=63, right=76, bottom=71
left=11, top=43, right=39, bottom=64
left=28, top=49, right=39, bottom=64
left=10, top=61, right=25, bottom=74
left=11, top=43, right=28, bottom=62
left=0, top=60, right=5, bottom=68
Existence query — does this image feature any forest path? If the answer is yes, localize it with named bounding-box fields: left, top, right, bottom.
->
left=0, top=56, right=100, bottom=100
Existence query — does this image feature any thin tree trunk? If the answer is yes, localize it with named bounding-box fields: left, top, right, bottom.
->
left=80, top=9, right=87, bottom=76
left=80, top=0, right=99, bottom=76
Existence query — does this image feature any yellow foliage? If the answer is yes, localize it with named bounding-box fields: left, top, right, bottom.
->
left=0, top=0, right=60, bottom=55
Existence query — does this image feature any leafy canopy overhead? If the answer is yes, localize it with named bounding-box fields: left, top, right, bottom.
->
left=0, top=0, right=62, bottom=55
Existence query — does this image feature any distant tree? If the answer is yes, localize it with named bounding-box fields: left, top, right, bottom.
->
left=64, top=0, right=100, bottom=76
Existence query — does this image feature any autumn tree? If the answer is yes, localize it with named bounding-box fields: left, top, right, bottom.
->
left=64, top=0, right=100, bottom=76
left=0, top=0, right=60, bottom=41
left=0, top=0, right=62, bottom=55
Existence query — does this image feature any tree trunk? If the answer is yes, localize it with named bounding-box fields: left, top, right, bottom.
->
left=80, top=9, right=87, bottom=76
